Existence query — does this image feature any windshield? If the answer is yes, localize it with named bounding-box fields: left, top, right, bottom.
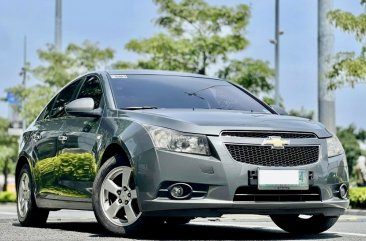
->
left=109, top=74, right=271, bottom=113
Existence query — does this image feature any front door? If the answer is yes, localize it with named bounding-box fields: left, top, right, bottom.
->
left=55, top=75, right=104, bottom=200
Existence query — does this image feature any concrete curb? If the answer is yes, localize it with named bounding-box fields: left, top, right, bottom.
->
left=345, top=209, right=366, bottom=216
left=0, top=202, right=16, bottom=205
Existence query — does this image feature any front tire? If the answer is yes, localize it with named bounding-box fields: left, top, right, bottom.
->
left=92, top=155, right=144, bottom=236
left=270, top=214, right=339, bottom=234
left=17, top=164, right=49, bottom=227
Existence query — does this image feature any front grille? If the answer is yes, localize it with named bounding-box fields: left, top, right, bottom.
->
left=226, top=144, right=319, bottom=167
left=221, top=131, right=317, bottom=139
left=234, top=186, right=321, bottom=202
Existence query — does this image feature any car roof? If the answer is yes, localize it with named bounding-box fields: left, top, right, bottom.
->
left=104, top=69, right=222, bottom=81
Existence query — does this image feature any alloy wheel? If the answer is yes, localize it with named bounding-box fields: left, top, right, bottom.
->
left=100, top=166, right=141, bottom=226
left=18, top=172, right=31, bottom=218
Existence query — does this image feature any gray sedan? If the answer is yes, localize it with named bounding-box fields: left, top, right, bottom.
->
left=15, top=70, right=349, bottom=236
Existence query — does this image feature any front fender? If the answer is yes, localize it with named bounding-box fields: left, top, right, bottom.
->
left=97, top=118, right=155, bottom=169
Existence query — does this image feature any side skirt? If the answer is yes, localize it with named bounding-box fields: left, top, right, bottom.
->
left=36, top=195, right=93, bottom=211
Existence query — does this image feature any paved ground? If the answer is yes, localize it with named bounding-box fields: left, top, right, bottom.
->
left=1, top=203, right=366, bottom=240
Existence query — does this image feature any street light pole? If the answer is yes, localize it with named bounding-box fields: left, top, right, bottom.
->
left=21, top=36, right=27, bottom=131
left=318, top=0, right=335, bottom=133
left=274, top=0, right=280, bottom=106
left=55, top=0, right=62, bottom=51
left=22, top=36, right=27, bottom=87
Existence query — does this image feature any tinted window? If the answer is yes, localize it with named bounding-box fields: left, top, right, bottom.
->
left=109, top=75, right=270, bottom=113
left=37, top=97, right=56, bottom=121
left=49, top=79, right=82, bottom=119
left=77, top=76, right=103, bottom=108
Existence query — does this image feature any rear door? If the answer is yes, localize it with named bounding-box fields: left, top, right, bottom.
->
left=33, top=79, right=82, bottom=198
left=32, top=96, right=61, bottom=198
left=56, top=74, right=104, bottom=199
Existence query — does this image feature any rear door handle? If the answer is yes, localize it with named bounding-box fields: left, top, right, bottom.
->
left=58, top=135, right=68, bottom=143
left=32, top=133, right=42, bottom=141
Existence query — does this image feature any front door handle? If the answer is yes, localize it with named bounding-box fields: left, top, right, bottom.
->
left=58, top=135, right=68, bottom=143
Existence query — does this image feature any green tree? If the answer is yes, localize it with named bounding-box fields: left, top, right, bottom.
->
left=356, top=129, right=366, bottom=141
left=218, top=58, right=274, bottom=95
left=115, top=0, right=274, bottom=95
left=118, top=0, right=249, bottom=75
left=337, top=125, right=362, bottom=176
left=0, top=118, right=18, bottom=192
left=7, top=41, right=114, bottom=124
left=5, top=85, right=54, bottom=125
left=33, top=41, right=114, bottom=88
left=327, top=1, right=366, bottom=89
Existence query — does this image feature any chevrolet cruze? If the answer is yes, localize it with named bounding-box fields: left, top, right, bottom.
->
left=16, top=70, right=349, bottom=235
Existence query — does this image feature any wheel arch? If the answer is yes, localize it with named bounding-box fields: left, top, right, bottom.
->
left=99, top=142, right=132, bottom=169
left=15, top=155, right=31, bottom=189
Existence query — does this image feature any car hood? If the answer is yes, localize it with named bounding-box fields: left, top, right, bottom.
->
left=118, top=109, right=331, bottom=138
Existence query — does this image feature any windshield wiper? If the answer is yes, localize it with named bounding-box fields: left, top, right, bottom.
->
left=184, top=91, right=212, bottom=108
left=185, top=84, right=227, bottom=96
left=122, top=106, right=159, bottom=110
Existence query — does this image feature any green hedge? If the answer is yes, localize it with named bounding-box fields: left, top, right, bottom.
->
left=349, top=187, right=366, bottom=208
left=0, top=191, right=16, bottom=203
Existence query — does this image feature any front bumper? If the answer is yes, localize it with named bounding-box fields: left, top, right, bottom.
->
left=143, top=198, right=348, bottom=217
left=134, top=135, right=349, bottom=217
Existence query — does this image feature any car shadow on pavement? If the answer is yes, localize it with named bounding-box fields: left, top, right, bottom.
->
left=13, top=221, right=342, bottom=240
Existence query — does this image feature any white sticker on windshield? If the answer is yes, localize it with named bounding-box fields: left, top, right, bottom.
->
left=111, top=74, right=128, bottom=79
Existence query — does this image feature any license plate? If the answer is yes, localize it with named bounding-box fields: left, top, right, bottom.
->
left=258, top=169, right=309, bottom=190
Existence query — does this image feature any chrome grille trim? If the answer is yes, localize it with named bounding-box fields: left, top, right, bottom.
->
left=234, top=186, right=321, bottom=202
left=221, top=131, right=318, bottom=139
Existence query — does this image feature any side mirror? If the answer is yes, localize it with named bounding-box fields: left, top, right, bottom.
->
left=271, top=105, right=288, bottom=115
left=65, top=98, right=102, bottom=117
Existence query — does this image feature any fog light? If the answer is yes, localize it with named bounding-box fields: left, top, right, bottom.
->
left=339, top=184, right=348, bottom=199
left=171, top=185, right=184, bottom=198
left=168, top=183, right=193, bottom=199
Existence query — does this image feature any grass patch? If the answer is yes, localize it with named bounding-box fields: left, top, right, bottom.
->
left=0, top=191, right=16, bottom=203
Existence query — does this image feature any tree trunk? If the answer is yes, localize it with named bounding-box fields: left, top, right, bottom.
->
left=198, top=51, right=207, bottom=75
left=198, top=68, right=206, bottom=75
left=2, top=160, right=8, bottom=192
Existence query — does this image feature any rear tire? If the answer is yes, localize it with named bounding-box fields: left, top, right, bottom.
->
left=17, top=164, right=49, bottom=227
left=92, top=154, right=144, bottom=236
left=270, top=214, right=339, bottom=234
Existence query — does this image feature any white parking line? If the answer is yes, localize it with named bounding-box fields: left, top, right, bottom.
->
left=0, top=212, right=16, bottom=215
left=192, top=221, right=366, bottom=238
left=192, top=221, right=283, bottom=231
left=328, top=231, right=366, bottom=237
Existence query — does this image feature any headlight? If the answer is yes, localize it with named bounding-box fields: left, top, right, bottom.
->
left=145, top=126, right=210, bottom=155
left=326, top=135, right=344, bottom=157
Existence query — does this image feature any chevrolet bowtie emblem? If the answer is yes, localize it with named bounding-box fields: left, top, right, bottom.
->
left=262, top=136, right=289, bottom=149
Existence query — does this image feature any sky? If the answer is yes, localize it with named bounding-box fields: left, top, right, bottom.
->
left=0, top=0, right=365, bottom=128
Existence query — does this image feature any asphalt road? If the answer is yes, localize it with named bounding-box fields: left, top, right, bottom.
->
left=1, top=203, right=366, bottom=240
